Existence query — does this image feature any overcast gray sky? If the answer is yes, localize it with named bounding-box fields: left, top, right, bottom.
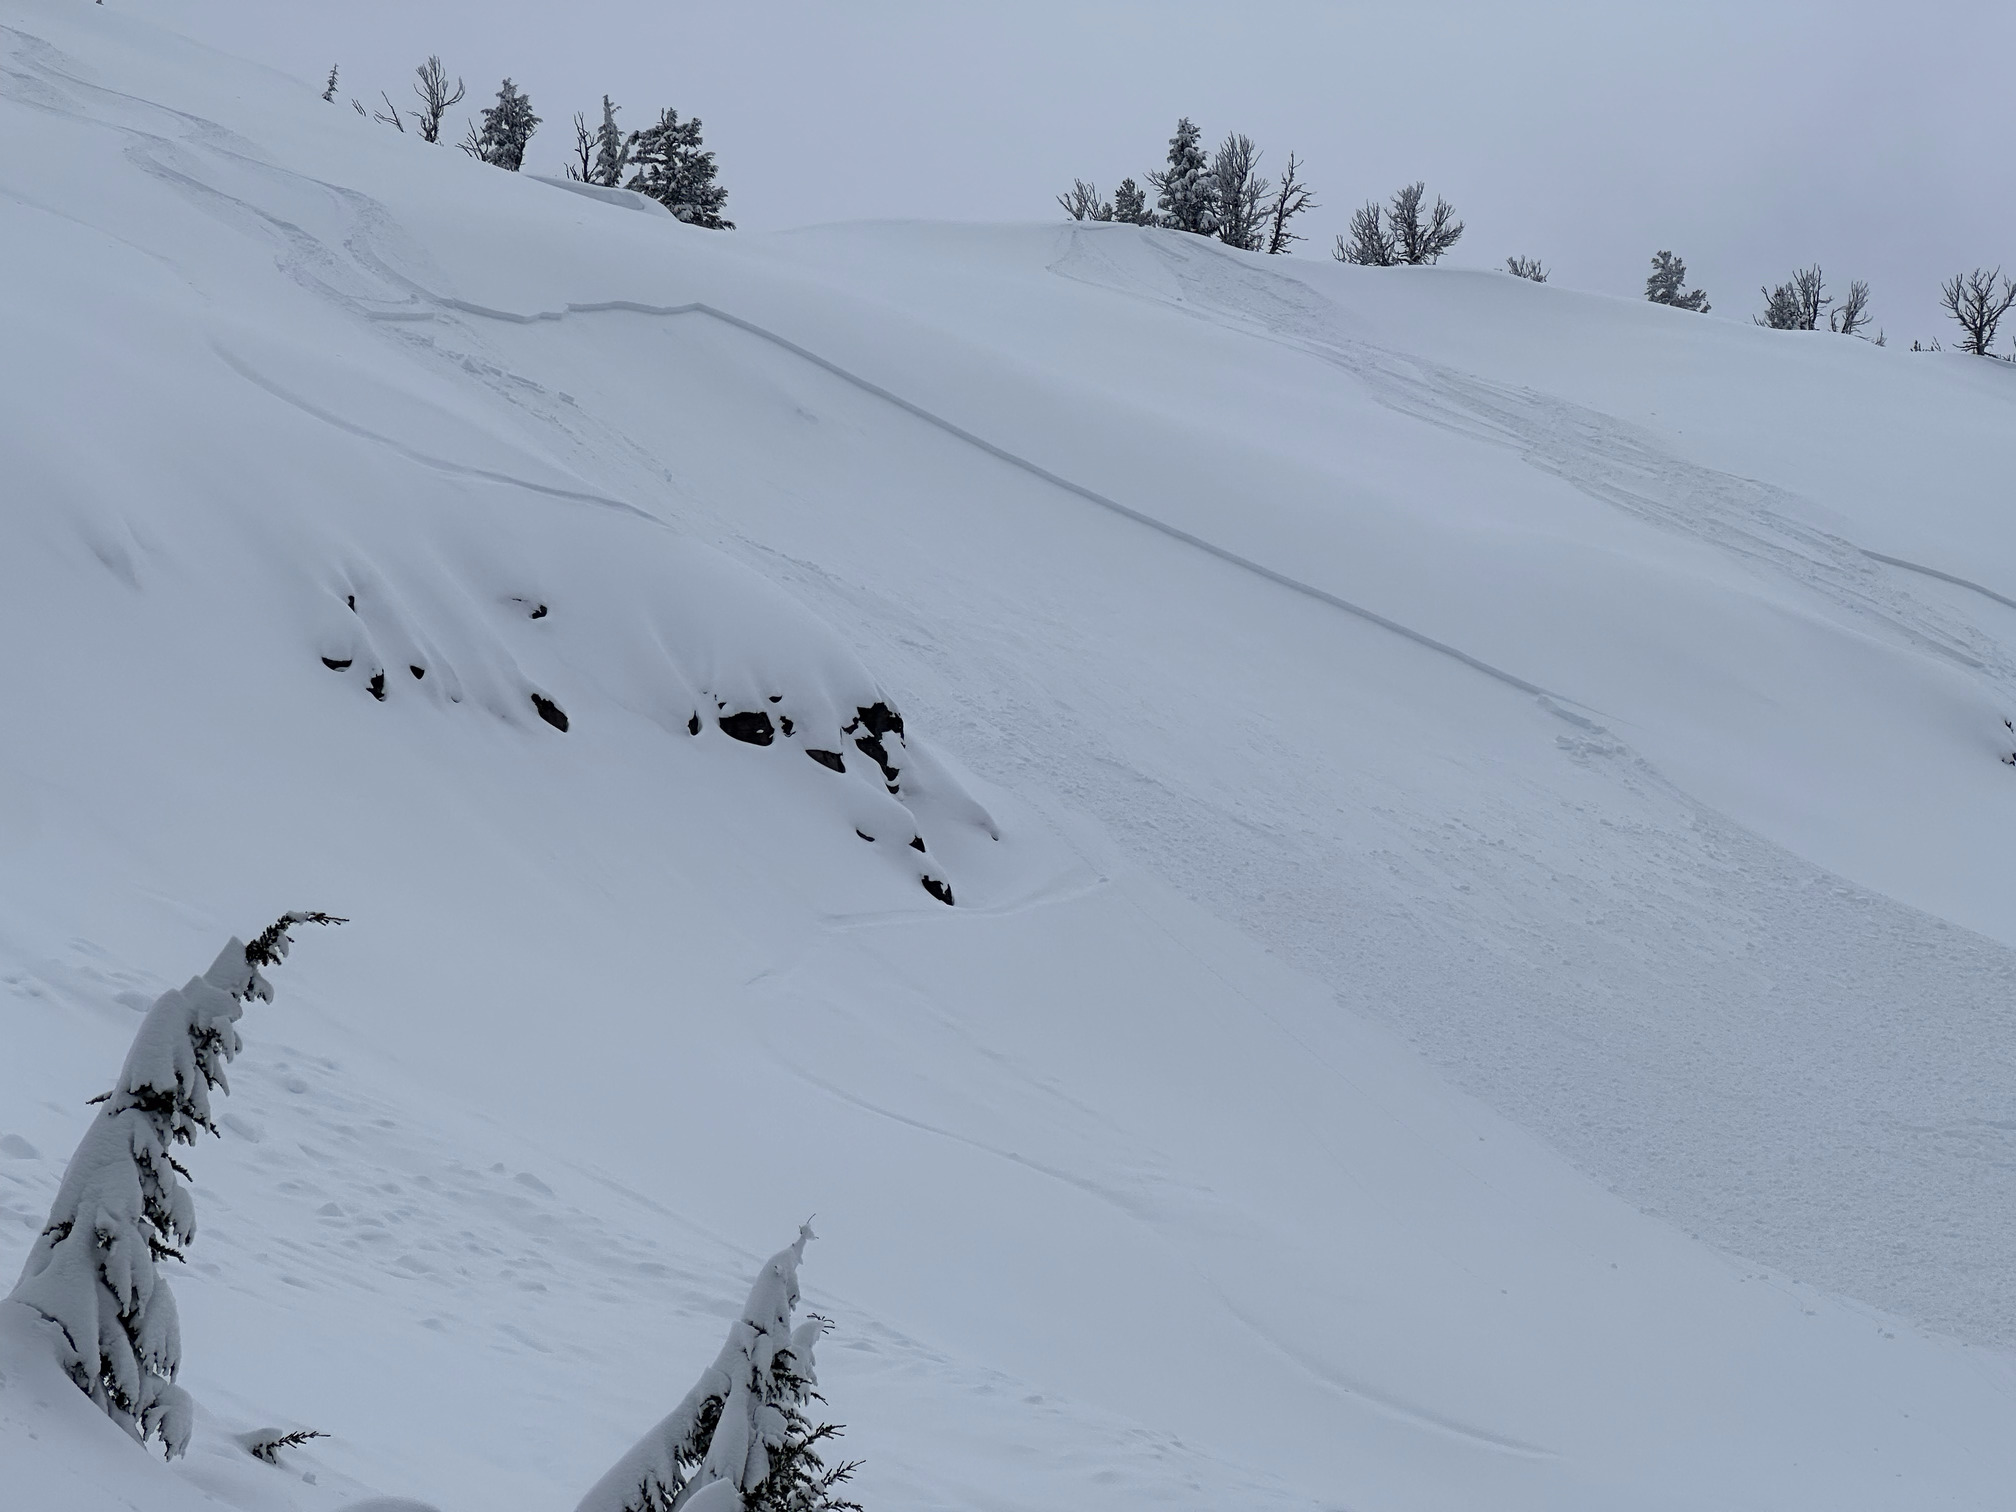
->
left=167, top=1, right=2013, bottom=343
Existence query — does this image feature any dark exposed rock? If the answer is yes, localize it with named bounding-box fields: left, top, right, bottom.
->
left=367, top=670, right=386, bottom=701
left=528, top=603, right=548, bottom=620
left=321, top=657, right=352, bottom=670
left=687, top=712, right=702, bottom=736
left=345, top=595, right=355, bottom=612
left=531, top=693, right=569, bottom=731
left=409, top=665, right=425, bottom=680
left=855, top=829, right=874, bottom=842
left=844, top=701, right=906, bottom=790
left=779, top=715, right=795, bottom=737
left=718, top=710, right=775, bottom=746
left=909, top=836, right=926, bottom=852
left=854, top=701, right=904, bottom=738
left=807, top=749, right=846, bottom=773
left=921, top=877, right=954, bottom=906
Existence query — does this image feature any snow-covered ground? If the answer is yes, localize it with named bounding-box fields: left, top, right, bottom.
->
left=2, top=3, right=2013, bottom=1508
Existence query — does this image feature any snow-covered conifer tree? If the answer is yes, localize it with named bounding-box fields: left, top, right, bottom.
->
left=1112, top=177, right=1152, bottom=225
left=625, top=108, right=732, bottom=228
left=575, top=1224, right=860, bottom=1512
left=1645, top=250, right=1710, bottom=312
left=592, top=97, right=630, bottom=188
left=321, top=65, right=339, bottom=104
left=6, top=913, right=342, bottom=1458
left=461, top=79, right=540, bottom=170
left=1147, top=117, right=1217, bottom=235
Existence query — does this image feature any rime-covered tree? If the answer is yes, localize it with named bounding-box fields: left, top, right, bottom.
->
left=1645, top=250, right=1710, bottom=312
left=1263, top=152, right=1315, bottom=254
left=1939, top=267, right=2016, bottom=355
left=1829, top=278, right=1873, bottom=336
left=1210, top=132, right=1268, bottom=251
left=1505, top=255, right=1548, bottom=282
left=1756, top=265, right=1829, bottom=330
left=1333, top=201, right=1397, bottom=266
left=410, top=56, right=464, bottom=143
left=1147, top=117, right=1217, bottom=235
left=6, top=913, right=343, bottom=1459
left=1112, top=177, right=1152, bottom=226
left=625, top=108, right=732, bottom=228
left=575, top=1225, right=861, bottom=1512
left=1386, top=182, right=1462, bottom=265
left=461, top=78, right=540, bottom=171
left=321, top=65, right=340, bottom=104
left=1056, top=179, right=1112, bottom=221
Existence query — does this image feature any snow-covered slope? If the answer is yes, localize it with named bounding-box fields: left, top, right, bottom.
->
left=2, top=4, right=2012, bottom=1509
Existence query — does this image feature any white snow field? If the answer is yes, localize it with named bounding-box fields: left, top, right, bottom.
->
left=2, top=4, right=2014, bottom=1509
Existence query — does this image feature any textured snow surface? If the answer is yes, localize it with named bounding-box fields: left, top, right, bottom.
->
left=1, top=3, right=2013, bottom=1509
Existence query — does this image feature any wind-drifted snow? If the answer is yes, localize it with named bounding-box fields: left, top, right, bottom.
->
left=1, top=3, right=2014, bottom=1510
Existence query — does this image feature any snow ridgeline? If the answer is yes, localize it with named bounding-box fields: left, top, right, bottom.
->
left=5, top=913, right=343, bottom=1458
left=5, top=920, right=860, bottom=1511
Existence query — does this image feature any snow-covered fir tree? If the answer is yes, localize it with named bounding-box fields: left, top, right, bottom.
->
left=625, top=108, right=732, bottom=228
left=1112, top=177, right=1152, bottom=225
left=321, top=65, right=339, bottom=104
left=5, top=912, right=342, bottom=1458
left=1148, top=117, right=1217, bottom=235
left=575, top=1224, right=860, bottom=1512
left=592, top=97, right=630, bottom=188
left=1645, top=250, right=1710, bottom=312
left=461, top=78, right=540, bottom=171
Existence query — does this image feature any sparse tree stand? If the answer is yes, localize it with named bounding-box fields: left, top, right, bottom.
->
left=1334, top=182, right=1462, bottom=267
left=575, top=1225, right=862, bottom=1512
left=625, top=108, right=732, bottom=227
left=1644, top=250, right=1710, bottom=312
left=1939, top=267, right=2016, bottom=355
left=410, top=56, right=465, bottom=144
left=5, top=913, right=344, bottom=1459
left=461, top=78, right=540, bottom=171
